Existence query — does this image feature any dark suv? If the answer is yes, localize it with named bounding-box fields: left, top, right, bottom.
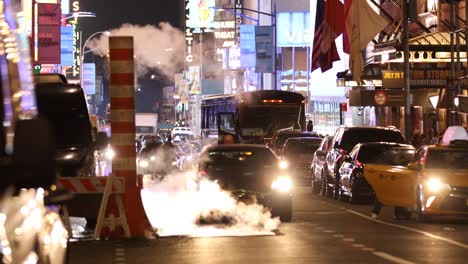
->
left=325, top=126, right=405, bottom=199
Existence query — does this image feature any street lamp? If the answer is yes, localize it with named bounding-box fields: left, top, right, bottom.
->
left=80, top=31, right=111, bottom=86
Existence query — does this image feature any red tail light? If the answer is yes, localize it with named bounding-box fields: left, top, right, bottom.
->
left=200, top=170, right=209, bottom=177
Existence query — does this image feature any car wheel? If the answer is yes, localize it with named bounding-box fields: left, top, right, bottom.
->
left=333, top=175, right=341, bottom=200
left=348, top=178, right=361, bottom=204
left=394, top=207, right=411, bottom=220
left=311, top=170, right=320, bottom=194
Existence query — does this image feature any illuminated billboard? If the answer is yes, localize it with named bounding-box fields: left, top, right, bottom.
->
left=186, top=0, right=216, bottom=30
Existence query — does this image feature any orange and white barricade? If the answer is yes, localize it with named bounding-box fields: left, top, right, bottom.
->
left=57, top=176, right=130, bottom=239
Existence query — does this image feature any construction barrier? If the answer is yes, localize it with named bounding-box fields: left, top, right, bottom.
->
left=57, top=176, right=130, bottom=239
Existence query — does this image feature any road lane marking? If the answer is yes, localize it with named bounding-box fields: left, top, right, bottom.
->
left=362, top=247, right=375, bottom=252
left=343, top=238, right=355, bottom=242
left=345, top=208, right=468, bottom=250
left=322, top=230, right=335, bottom=233
left=352, top=244, right=365, bottom=248
left=373, top=252, right=416, bottom=264
left=333, top=234, right=344, bottom=238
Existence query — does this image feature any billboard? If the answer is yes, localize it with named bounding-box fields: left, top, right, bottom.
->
left=255, top=26, right=275, bottom=73
left=240, top=24, right=256, bottom=68
left=82, top=63, right=96, bottom=95
left=37, top=3, right=61, bottom=64
left=186, top=0, right=216, bottom=30
left=188, top=66, right=201, bottom=95
left=276, top=12, right=311, bottom=47
left=60, top=25, right=74, bottom=66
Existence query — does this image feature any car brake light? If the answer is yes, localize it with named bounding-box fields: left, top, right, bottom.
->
left=200, top=170, right=209, bottom=177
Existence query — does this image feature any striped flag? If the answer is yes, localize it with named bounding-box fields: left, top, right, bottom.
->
left=311, top=0, right=344, bottom=73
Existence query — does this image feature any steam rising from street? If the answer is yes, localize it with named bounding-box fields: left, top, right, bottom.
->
left=141, top=172, right=281, bottom=237
left=87, top=23, right=185, bottom=80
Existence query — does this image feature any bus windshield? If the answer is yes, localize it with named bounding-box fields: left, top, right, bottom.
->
left=243, top=105, right=300, bottom=138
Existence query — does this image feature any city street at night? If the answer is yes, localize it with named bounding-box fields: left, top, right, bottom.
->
left=69, top=189, right=468, bottom=264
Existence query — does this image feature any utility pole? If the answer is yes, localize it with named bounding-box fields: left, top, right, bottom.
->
left=403, top=0, right=411, bottom=141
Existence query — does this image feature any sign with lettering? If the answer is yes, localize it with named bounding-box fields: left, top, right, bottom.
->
left=382, top=70, right=404, bottom=89
left=82, top=63, right=96, bottom=95
left=37, top=3, right=61, bottom=64
left=255, top=26, right=274, bottom=73
left=276, top=12, right=311, bottom=47
left=60, top=25, right=74, bottom=66
left=240, top=24, right=256, bottom=68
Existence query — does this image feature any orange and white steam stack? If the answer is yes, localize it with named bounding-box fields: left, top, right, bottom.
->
left=109, top=36, right=153, bottom=238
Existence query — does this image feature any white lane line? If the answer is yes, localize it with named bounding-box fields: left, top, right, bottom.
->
left=115, top=248, right=125, bottom=252
left=345, top=208, right=468, bottom=250
left=373, top=251, right=416, bottom=264
left=343, top=238, right=355, bottom=242
left=333, top=234, right=344, bottom=238
left=323, top=230, right=335, bottom=233
left=362, top=247, right=375, bottom=252
left=352, top=244, right=365, bottom=248
left=115, top=252, right=125, bottom=256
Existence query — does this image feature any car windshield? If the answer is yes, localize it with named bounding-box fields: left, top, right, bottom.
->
left=358, top=146, right=415, bottom=165
left=243, top=106, right=300, bottom=138
left=203, top=148, right=276, bottom=169
left=426, top=149, right=468, bottom=169
left=340, top=129, right=405, bottom=152
left=285, top=140, right=321, bottom=155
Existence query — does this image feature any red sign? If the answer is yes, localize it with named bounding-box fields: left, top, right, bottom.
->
left=374, top=91, right=389, bottom=106
left=37, top=4, right=61, bottom=64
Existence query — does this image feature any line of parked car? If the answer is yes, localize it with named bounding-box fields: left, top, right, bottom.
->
left=271, top=124, right=468, bottom=220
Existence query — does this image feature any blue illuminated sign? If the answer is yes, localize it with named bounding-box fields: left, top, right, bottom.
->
left=60, top=26, right=74, bottom=66
left=240, top=24, right=256, bottom=69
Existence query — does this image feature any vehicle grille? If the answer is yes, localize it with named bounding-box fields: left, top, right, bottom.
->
left=439, top=196, right=468, bottom=212
left=451, top=186, right=468, bottom=196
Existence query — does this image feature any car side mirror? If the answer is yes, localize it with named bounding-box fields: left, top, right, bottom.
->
left=95, top=131, right=109, bottom=150
left=408, top=162, right=422, bottom=171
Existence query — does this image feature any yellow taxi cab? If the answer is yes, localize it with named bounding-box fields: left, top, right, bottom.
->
left=364, top=127, right=468, bottom=220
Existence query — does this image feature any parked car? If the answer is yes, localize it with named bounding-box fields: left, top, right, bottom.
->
left=338, top=142, right=415, bottom=203
left=197, top=144, right=293, bottom=221
left=269, top=129, right=319, bottom=156
left=365, top=131, right=468, bottom=221
left=325, top=126, right=405, bottom=199
left=35, top=74, right=107, bottom=177
left=280, top=137, right=322, bottom=187
left=311, top=136, right=333, bottom=195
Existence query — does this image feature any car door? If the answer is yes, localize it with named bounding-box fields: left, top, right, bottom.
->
left=364, top=164, right=418, bottom=207
left=326, top=129, right=343, bottom=179
left=340, top=149, right=358, bottom=190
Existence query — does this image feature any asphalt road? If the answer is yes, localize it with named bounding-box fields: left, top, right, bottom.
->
left=69, top=189, right=468, bottom=264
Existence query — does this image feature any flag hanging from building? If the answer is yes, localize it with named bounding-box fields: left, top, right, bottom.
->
left=311, top=0, right=344, bottom=73
left=343, top=0, right=353, bottom=54
left=349, top=0, right=388, bottom=83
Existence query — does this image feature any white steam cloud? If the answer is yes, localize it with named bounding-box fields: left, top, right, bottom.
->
left=141, top=171, right=281, bottom=237
left=87, top=23, right=185, bottom=80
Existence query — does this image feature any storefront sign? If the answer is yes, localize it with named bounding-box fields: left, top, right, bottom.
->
left=277, top=12, right=311, bottom=47
left=235, top=0, right=243, bottom=43
left=82, top=63, right=95, bottom=95
left=382, top=70, right=404, bottom=89
left=60, top=25, right=74, bottom=66
left=349, top=89, right=405, bottom=107
left=255, top=26, right=274, bottom=73
left=37, top=3, right=61, bottom=64
left=240, top=24, right=256, bottom=68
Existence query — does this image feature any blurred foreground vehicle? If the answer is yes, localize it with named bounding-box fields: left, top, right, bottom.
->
left=339, top=143, right=415, bottom=203
left=197, top=145, right=293, bottom=221
left=280, top=137, right=322, bottom=186
left=365, top=126, right=468, bottom=220
left=35, top=74, right=108, bottom=177
left=0, top=1, right=68, bottom=262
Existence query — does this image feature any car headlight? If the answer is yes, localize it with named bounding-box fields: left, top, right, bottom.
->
left=139, top=159, right=149, bottom=168
left=279, top=160, right=289, bottom=170
left=271, top=177, right=293, bottom=192
left=426, top=178, right=449, bottom=193
left=105, top=147, right=115, bottom=160
left=150, top=155, right=156, bottom=161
